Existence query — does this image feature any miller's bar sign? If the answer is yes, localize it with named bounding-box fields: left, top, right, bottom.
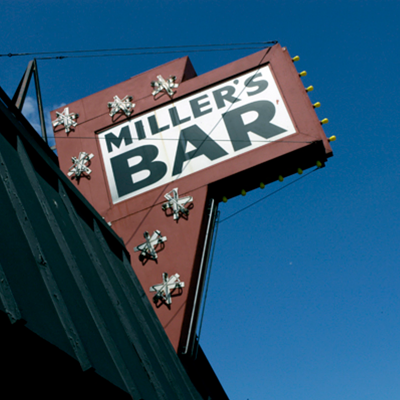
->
left=98, top=64, right=296, bottom=204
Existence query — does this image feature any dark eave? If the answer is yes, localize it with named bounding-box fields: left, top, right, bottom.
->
left=0, top=86, right=203, bottom=400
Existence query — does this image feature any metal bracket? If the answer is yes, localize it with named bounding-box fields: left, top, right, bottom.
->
left=150, top=272, right=185, bottom=305
left=53, top=107, right=79, bottom=133
left=162, top=188, right=193, bottom=220
left=68, top=152, right=94, bottom=178
left=108, top=95, right=135, bottom=117
left=12, top=59, right=48, bottom=143
left=134, top=230, right=167, bottom=260
left=151, top=75, right=179, bottom=98
left=182, top=198, right=218, bottom=356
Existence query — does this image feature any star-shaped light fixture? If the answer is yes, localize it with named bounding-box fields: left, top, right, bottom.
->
left=107, top=95, right=135, bottom=117
left=150, top=272, right=185, bottom=305
left=52, top=107, right=79, bottom=133
left=162, top=188, right=193, bottom=220
left=134, top=230, right=167, bottom=260
left=151, top=75, right=179, bottom=98
left=68, top=152, right=94, bottom=179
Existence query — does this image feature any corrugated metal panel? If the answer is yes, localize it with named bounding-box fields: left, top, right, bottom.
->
left=0, top=86, right=203, bottom=400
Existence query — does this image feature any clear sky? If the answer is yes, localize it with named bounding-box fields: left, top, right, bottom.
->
left=1, top=1, right=400, bottom=399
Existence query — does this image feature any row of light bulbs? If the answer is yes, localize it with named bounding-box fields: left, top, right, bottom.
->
left=221, top=55, right=336, bottom=204
left=293, top=54, right=334, bottom=132
left=221, top=159, right=325, bottom=203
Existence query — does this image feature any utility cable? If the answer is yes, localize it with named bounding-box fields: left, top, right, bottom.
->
left=49, top=135, right=316, bottom=144
left=219, top=167, right=319, bottom=223
left=1, top=41, right=278, bottom=59
left=35, top=47, right=269, bottom=60
left=174, top=46, right=274, bottom=181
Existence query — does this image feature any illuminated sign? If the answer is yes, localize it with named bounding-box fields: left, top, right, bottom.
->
left=98, top=64, right=296, bottom=204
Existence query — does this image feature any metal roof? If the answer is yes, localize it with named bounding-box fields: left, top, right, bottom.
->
left=0, top=86, right=203, bottom=399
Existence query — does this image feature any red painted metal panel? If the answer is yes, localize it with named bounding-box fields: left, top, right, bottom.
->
left=52, top=44, right=332, bottom=352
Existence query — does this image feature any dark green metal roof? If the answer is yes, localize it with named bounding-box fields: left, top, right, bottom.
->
left=0, top=86, right=203, bottom=400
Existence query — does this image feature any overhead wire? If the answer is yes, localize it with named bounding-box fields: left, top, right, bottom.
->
left=173, top=45, right=275, bottom=181
left=195, top=168, right=320, bottom=341
left=35, top=47, right=270, bottom=60
left=50, top=135, right=316, bottom=144
left=1, top=41, right=278, bottom=59
left=219, top=167, right=319, bottom=224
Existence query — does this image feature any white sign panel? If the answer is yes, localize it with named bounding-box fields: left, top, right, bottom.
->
left=98, top=65, right=296, bottom=204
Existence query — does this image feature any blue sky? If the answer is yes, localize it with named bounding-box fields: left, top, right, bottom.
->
left=2, top=1, right=400, bottom=399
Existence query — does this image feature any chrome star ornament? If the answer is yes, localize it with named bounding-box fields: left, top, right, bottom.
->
left=162, top=188, right=193, bottom=220
left=134, top=230, right=167, bottom=260
left=151, top=75, right=179, bottom=98
left=108, top=95, right=135, bottom=117
left=52, top=107, right=79, bottom=133
left=68, top=152, right=94, bottom=179
left=150, top=272, right=185, bottom=305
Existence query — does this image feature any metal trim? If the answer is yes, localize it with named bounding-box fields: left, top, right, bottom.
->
left=182, top=198, right=217, bottom=356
